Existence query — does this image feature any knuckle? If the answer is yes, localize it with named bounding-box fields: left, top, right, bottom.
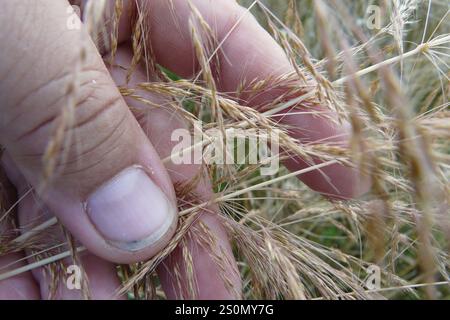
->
left=4, top=67, right=129, bottom=164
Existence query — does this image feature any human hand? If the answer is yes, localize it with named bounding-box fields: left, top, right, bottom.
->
left=0, top=0, right=369, bottom=299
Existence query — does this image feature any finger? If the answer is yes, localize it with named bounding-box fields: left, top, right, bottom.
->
left=0, top=167, right=40, bottom=300
left=69, top=0, right=134, bottom=55
left=0, top=253, right=41, bottom=300
left=2, top=157, right=124, bottom=299
left=0, top=1, right=177, bottom=264
left=157, top=213, right=241, bottom=300
left=142, top=0, right=370, bottom=198
left=73, top=0, right=368, bottom=198
left=110, top=47, right=241, bottom=299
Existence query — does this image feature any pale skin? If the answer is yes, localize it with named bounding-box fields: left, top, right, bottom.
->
left=0, top=0, right=369, bottom=299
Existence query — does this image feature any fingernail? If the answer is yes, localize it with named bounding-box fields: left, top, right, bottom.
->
left=86, top=166, right=177, bottom=251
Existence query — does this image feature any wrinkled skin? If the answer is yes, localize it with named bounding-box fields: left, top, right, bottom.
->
left=0, top=0, right=369, bottom=299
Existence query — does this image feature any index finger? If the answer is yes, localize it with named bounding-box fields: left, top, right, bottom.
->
left=120, top=0, right=370, bottom=198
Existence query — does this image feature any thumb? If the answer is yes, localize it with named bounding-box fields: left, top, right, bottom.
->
left=0, top=0, right=177, bottom=263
